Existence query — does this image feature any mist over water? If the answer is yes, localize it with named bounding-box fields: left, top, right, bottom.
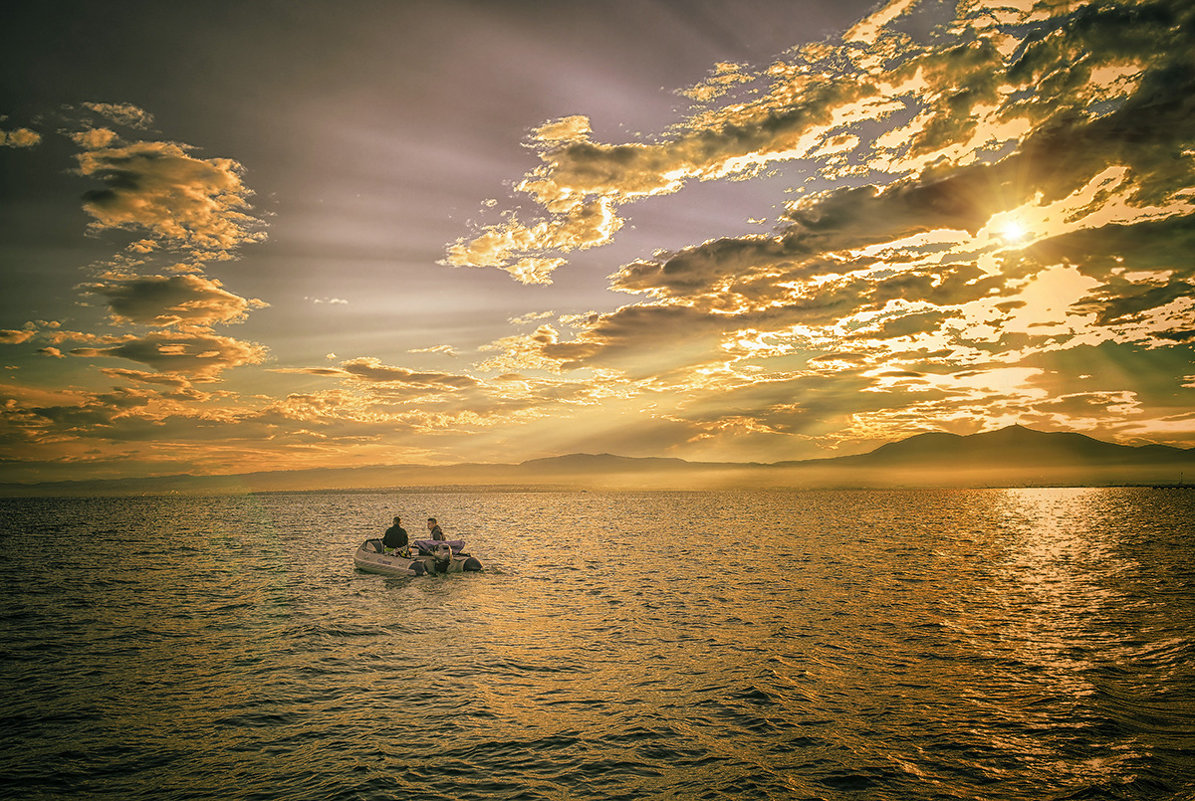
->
left=2, top=488, right=1193, bottom=800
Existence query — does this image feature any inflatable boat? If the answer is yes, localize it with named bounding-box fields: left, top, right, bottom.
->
left=354, top=537, right=483, bottom=577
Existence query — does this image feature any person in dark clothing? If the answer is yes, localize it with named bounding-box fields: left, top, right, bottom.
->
left=383, top=516, right=408, bottom=553
left=427, top=517, right=445, bottom=541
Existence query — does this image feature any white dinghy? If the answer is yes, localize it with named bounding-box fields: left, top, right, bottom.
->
left=354, top=538, right=483, bottom=577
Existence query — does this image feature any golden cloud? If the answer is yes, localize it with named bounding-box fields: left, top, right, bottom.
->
left=0, top=329, right=36, bottom=344
left=75, top=139, right=266, bottom=259
left=0, top=127, right=41, bottom=148
left=450, top=0, right=1194, bottom=294
left=81, top=101, right=156, bottom=130
left=278, top=357, right=480, bottom=391
left=70, top=331, right=267, bottom=380
left=82, top=274, right=268, bottom=328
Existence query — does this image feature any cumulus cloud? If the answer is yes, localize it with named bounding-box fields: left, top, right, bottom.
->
left=0, top=105, right=277, bottom=391
left=0, top=127, right=41, bottom=148
left=337, top=357, right=479, bottom=389
left=75, top=138, right=267, bottom=259
left=71, top=127, right=119, bottom=150
left=443, top=199, right=618, bottom=284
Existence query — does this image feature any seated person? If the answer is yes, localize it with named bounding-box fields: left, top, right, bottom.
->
left=427, top=517, right=445, bottom=541
left=382, top=516, right=408, bottom=554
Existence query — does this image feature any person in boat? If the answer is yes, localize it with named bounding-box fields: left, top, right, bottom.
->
left=427, top=517, right=445, bottom=541
left=383, top=516, right=408, bottom=554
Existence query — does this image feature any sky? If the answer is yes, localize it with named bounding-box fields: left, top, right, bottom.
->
left=1, top=0, right=1193, bottom=484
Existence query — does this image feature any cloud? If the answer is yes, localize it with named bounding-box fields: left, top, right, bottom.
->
left=0, top=329, right=36, bottom=344
left=0, top=106, right=277, bottom=401
left=8, top=1, right=1195, bottom=481
left=443, top=200, right=618, bottom=283
left=82, top=274, right=268, bottom=328
left=71, top=127, right=119, bottom=150
left=70, top=331, right=267, bottom=380
left=448, top=0, right=1193, bottom=287
left=677, top=62, right=754, bottom=103
left=410, top=345, right=459, bottom=356
left=843, top=0, right=919, bottom=46
left=278, top=357, right=479, bottom=391
left=99, top=368, right=194, bottom=390
left=81, top=102, right=155, bottom=130
left=440, top=0, right=1190, bottom=470
left=529, top=115, right=592, bottom=143
left=338, top=357, right=479, bottom=389
left=0, top=128, right=41, bottom=148
left=75, top=139, right=267, bottom=259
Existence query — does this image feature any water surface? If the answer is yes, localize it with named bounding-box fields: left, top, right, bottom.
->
left=1, top=488, right=1192, bottom=799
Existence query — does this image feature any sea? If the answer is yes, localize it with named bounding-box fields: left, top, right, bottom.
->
left=1, top=487, right=1193, bottom=801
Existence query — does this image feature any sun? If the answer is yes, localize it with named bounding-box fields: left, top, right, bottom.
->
left=1000, top=219, right=1028, bottom=242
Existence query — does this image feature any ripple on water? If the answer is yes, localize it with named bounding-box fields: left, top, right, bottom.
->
left=1, top=488, right=1193, bottom=800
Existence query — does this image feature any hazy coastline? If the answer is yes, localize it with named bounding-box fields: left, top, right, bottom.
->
left=5, top=426, right=1192, bottom=497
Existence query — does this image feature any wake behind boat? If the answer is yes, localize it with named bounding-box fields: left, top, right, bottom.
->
left=354, top=537, right=483, bottom=577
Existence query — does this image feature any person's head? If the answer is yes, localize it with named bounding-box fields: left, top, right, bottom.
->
left=393, top=516, right=401, bottom=524
left=427, top=517, right=437, bottom=528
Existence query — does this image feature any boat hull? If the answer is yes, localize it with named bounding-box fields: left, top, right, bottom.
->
left=354, top=539, right=483, bottom=577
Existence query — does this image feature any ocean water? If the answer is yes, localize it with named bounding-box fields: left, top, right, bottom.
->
left=1, top=487, right=1193, bottom=801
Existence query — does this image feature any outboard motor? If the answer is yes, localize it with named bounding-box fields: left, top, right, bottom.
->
left=432, top=543, right=453, bottom=574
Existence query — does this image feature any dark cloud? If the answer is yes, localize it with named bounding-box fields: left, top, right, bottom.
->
left=83, top=274, right=267, bottom=328
left=0, top=329, right=36, bottom=344
left=71, top=331, right=267, bottom=380
left=280, top=357, right=479, bottom=391
left=339, top=357, right=479, bottom=389
left=785, top=172, right=995, bottom=240
left=541, top=304, right=725, bottom=372
left=853, top=310, right=948, bottom=341
left=99, top=368, right=193, bottom=389
left=29, top=387, right=154, bottom=432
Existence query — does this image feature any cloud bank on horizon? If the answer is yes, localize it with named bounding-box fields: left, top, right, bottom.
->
left=2, top=0, right=1194, bottom=482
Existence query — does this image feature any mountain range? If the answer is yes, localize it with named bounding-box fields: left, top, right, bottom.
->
left=2, top=425, right=1192, bottom=497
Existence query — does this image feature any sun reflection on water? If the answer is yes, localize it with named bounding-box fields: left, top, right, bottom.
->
left=4, top=489, right=1191, bottom=799
left=968, top=488, right=1148, bottom=782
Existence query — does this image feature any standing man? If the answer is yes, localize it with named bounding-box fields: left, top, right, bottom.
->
left=383, top=516, right=408, bottom=553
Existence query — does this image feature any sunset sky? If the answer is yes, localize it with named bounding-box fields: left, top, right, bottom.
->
left=2, top=0, right=1193, bottom=483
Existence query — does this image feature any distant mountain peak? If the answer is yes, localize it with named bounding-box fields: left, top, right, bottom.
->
left=854, top=424, right=1186, bottom=468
